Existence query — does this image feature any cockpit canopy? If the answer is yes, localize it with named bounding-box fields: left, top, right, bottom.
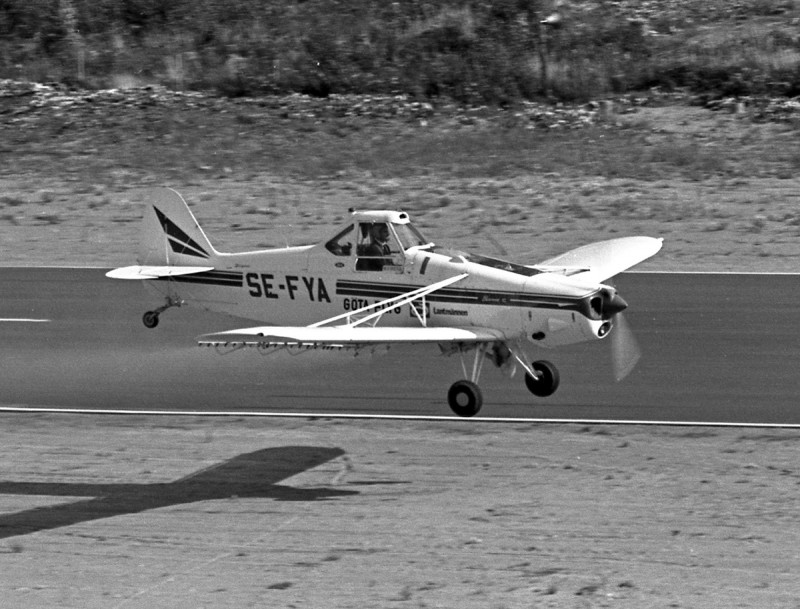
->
left=325, top=210, right=431, bottom=271
left=323, top=209, right=543, bottom=277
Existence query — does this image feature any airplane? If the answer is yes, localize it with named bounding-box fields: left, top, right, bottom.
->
left=107, top=187, right=662, bottom=417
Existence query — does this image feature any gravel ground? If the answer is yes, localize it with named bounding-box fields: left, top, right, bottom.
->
left=1, top=415, right=799, bottom=609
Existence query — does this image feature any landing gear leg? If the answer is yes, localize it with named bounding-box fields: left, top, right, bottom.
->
left=142, top=296, right=183, bottom=329
left=447, top=344, right=488, bottom=417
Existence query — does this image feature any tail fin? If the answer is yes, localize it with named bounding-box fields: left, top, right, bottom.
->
left=138, top=188, right=218, bottom=266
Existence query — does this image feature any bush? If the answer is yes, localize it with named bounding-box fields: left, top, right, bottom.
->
left=1, top=0, right=800, bottom=103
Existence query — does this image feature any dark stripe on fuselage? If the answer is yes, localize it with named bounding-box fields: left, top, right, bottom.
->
left=336, top=280, right=582, bottom=312
left=148, top=273, right=580, bottom=312
left=155, top=270, right=244, bottom=287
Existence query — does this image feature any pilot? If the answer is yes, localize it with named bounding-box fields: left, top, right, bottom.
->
left=358, top=224, right=392, bottom=271
left=372, top=224, right=391, bottom=255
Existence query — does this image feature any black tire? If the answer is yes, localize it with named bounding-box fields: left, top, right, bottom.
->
left=142, top=311, right=159, bottom=329
left=447, top=380, right=483, bottom=417
left=524, top=360, right=560, bottom=397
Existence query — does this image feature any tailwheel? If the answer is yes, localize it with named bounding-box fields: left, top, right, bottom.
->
left=141, top=296, right=183, bottom=329
left=447, top=380, right=483, bottom=417
left=524, top=360, right=560, bottom=397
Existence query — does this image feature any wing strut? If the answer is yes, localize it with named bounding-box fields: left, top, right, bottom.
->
left=196, top=274, right=510, bottom=352
left=310, top=273, right=468, bottom=329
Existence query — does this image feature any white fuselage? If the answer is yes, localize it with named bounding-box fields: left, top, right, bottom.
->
left=146, top=243, right=610, bottom=349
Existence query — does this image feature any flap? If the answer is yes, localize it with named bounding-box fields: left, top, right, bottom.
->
left=198, top=325, right=504, bottom=348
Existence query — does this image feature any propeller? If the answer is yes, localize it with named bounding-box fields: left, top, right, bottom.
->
left=598, top=286, right=641, bottom=381
left=609, top=310, right=641, bottom=381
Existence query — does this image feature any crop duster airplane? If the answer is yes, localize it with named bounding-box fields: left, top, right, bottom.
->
left=108, top=188, right=662, bottom=417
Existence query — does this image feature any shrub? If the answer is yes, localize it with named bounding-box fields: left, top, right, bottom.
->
left=2, top=0, right=800, bottom=103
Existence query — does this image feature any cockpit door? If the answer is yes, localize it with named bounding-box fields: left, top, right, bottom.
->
left=353, top=222, right=405, bottom=272
left=320, top=220, right=407, bottom=273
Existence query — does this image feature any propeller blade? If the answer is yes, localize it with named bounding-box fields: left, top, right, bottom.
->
left=610, top=313, right=641, bottom=381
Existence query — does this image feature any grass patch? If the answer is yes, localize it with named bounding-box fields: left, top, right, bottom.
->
left=0, top=195, right=27, bottom=207
left=308, top=127, right=671, bottom=181
left=10, top=106, right=800, bottom=186
left=35, top=213, right=62, bottom=225
left=5, top=89, right=800, bottom=192
left=645, top=140, right=728, bottom=179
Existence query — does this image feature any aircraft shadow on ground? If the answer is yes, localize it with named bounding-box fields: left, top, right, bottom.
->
left=0, top=446, right=357, bottom=539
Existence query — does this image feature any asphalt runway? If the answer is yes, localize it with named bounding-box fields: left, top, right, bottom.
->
left=1, top=267, right=799, bottom=424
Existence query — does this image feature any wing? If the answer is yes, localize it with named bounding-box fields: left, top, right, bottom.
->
left=532, top=236, right=662, bottom=283
left=198, top=325, right=504, bottom=349
left=106, top=265, right=215, bottom=280
left=196, top=272, right=503, bottom=349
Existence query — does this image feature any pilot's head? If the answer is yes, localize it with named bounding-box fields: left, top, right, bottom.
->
left=373, top=224, right=390, bottom=243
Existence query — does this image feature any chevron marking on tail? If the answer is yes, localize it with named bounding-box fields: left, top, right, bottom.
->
left=154, top=206, right=211, bottom=259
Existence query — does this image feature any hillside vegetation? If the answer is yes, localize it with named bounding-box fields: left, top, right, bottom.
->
left=1, top=0, right=799, bottom=103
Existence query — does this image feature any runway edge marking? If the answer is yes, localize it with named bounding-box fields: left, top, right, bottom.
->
left=1, top=406, right=799, bottom=429
left=0, top=318, right=51, bottom=322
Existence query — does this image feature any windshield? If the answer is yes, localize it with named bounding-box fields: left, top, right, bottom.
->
left=392, top=222, right=431, bottom=250
left=460, top=252, right=543, bottom=277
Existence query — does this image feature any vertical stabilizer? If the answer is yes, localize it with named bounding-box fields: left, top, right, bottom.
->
left=138, top=188, right=218, bottom=266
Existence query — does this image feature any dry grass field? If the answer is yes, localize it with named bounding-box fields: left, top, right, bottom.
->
left=1, top=93, right=799, bottom=271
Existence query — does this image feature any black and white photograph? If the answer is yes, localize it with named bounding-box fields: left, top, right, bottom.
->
left=1, top=1, right=800, bottom=607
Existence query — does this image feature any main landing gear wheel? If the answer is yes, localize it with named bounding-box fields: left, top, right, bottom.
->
left=447, top=380, right=483, bottom=417
left=142, top=311, right=159, bottom=329
left=524, top=360, right=560, bottom=397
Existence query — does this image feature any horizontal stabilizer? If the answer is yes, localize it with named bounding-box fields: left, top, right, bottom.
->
left=198, top=325, right=504, bottom=349
left=106, top=265, right=215, bottom=280
left=533, top=236, right=663, bottom=283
